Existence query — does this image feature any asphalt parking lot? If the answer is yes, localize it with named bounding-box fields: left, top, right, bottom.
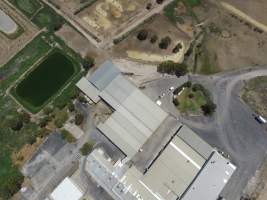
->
left=143, top=68, right=267, bottom=200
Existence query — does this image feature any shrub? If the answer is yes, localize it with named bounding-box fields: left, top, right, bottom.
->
left=159, top=36, right=172, bottom=49
left=188, top=93, right=194, bottom=98
left=137, top=29, right=148, bottom=41
left=20, top=112, right=30, bottom=124
left=54, top=111, right=68, bottom=128
left=61, top=129, right=76, bottom=143
left=75, top=113, right=84, bottom=125
left=150, top=35, right=158, bottom=43
left=80, top=142, right=94, bottom=155
left=43, top=106, right=53, bottom=115
left=173, top=98, right=180, bottom=106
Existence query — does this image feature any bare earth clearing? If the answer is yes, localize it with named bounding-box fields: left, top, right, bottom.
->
left=193, top=1, right=267, bottom=72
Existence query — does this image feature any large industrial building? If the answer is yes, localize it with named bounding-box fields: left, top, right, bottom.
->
left=76, top=60, right=236, bottom=200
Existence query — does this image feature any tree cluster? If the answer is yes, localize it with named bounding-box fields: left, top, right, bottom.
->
left=157, top=61, right=188, bottom=76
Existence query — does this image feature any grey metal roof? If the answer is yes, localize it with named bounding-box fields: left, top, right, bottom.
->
left=177, top=125, right=214, bottom=160
left=181, top=151, right=236, bottom=200
left=76, top=77, right=100, bottom=103
left=97, top=73, right=168, bottom=159
left=89, top=60, right=120, bottom=90
left=142, top=135, right=206, bottom=200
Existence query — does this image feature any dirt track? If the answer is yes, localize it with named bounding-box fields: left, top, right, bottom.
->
left=220, top=1, right=267, bottom=33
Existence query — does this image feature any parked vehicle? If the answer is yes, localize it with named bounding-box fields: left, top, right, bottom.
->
left=254, top=115, right=267, bottom=124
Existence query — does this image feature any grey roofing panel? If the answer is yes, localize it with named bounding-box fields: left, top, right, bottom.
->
left=111, top=111, right=149, bottom=145
left=104, top=75, right=136, bottom=105
left=76, top=77, right=100, bottom=103
left=123, top=90, right=168, bottom=132
left=97, top=120, right=140, bottom=159
left=89, top=60, right=120, bottom=90
left=143, top=136, right=205, bottom=200
left=178, top=126, right=214, bottom=160
left=181, top=152, right=236, bottom=200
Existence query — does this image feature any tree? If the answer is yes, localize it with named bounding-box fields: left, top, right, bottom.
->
left=201, top=102, right=217, bottom=116
left=78, top=95, right=87, bottom=104
left=159, top=36, right=172, bottom=49
left=75, top=113, right=84, bottom=125
left=37, top=128, right=50, bottom=138
left=39, top=116, right=49, bottom=128
left=20, top=112, right=30, bottom=124
left=80, top=142, right=94, bottom=155
left=137, top=29, right=148, bottom=41
left=156, top=0, right=164, bottom=4
left=150, top=35, right=158, bottom=43
left=157, top=61, right=188, bottom=76
left=172, top=43, right=183, bottom=53
left=67, top=102, right=75, bottom=112
left=192, top=83, right=205, bottom=92
left=10, top=117, right=23, bottom=131
left=82, top=56, right=95, bottom=71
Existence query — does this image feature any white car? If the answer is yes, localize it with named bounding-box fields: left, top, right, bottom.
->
left=169, top=86, right=175, bottom=91
left=156, top=100, right=162, bottom=106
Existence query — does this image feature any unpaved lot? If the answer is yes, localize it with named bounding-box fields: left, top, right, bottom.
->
left=192, top=1, right=267, bottom=72
left=55, top=24, right=106, bottom=64
left=0, top=1, right=38, bottom=66
left=112, top=14, right=190, bottom=63
left=217, top=0, right=267, bottom=27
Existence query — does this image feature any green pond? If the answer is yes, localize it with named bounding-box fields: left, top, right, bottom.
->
left=15, top=51, right=76, bottom=109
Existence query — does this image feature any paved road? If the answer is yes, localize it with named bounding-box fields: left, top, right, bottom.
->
left=143, top=67, right=267, bottom=200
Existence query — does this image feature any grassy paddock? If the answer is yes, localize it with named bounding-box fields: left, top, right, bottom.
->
left=0, top=33, right=51, bottom=92
left=8, top=0, right=42, bottom=18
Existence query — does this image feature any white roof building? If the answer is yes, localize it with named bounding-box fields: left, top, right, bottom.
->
left=50, top=177, right=83, bottom=200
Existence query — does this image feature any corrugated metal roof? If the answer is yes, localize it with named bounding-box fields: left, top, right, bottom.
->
left=142, top=135, right=206, bottom=200
left=76, top=77, right=100, bottom=103
left=97, top=73, right=167, bottom=159
left=178, top=126, right=214, bottom=160
left=181, top=151, right=236, bottom=200
left=89, top=60, right=120, bottom=90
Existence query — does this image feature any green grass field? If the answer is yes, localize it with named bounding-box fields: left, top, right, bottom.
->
left=11, top=50, right=80, bottom=113
left=8, top=0, right=42, bottom=17
left=32, top=7, right=64, bottom=31
left=176, top=87, right=206, bottom=113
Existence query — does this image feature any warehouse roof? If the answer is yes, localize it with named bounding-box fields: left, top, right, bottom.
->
left=75, top=77, right=100, bottom=103
left=178, top=126, right=213, bottom=160
left=181, top=151, right=236, bottom=200
left=97, top=77, right=168, bottom=158
left=89, top=60, right=120, bottom=90
left=141, top=135, right=206, bottom=200
left=50, top=177, right=83, bottom=200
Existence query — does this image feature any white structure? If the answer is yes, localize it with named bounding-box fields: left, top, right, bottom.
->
left=50, top=177, right=83, bottom=200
